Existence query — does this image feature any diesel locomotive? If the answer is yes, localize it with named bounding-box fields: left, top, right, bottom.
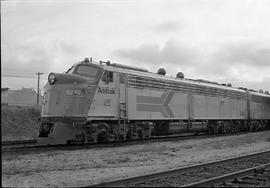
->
left=38, top=58, right=270, bottom=145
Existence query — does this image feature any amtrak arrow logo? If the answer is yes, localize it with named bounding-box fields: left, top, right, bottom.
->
left=136, top=91, right=175, bottom=118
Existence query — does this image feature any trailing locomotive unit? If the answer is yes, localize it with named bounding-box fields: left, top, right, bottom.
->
left=38, top=58, right=270, bottom=145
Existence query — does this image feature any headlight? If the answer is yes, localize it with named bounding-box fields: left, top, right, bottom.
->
left=48, top=73, right=56, bottom=85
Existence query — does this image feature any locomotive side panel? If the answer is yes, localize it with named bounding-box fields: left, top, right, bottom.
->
left=265, top=103, right=270, bottom=118
left=87, top=72, right=118, bottom=119
left=127, top=87, right=152, bottom=119
left=218, top=97, right=231, bottom=119
left=126, top=79, right=249, bottom=121
left=193, top=95, right=225, bottom=120
left=218, top=97, right=246, bottom=120
left=249, top=94, right=270, bottom=119
left=250, top=102, right=269, bottom=119
left=87, top=87, right=118, bottom=118
left=230, top=98, right=247, bottom=119
left=206, top=96, right=220, bottom=119
left=192, top=95, right=247, bottom=120
left=193, top=95, right=209, bottom=119
left=169, top=92, right=189, bottom=119
left=127, top=88, right=189, bottom=120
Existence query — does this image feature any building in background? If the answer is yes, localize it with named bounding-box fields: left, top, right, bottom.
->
left=1, top=87, right=43, bottom=107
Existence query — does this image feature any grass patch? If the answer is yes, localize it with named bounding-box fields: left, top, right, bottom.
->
left=1, top=106, right=41, bottom=141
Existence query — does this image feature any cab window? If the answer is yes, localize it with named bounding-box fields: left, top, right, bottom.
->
left=108, top=72, right=113, bottom=82
left=66, top=66, right=75, bottom=74
left=102, top=71, right=113, bottom=83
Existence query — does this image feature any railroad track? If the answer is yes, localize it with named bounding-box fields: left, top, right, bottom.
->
left=2, top=139, right=37, bottom=146
left=1, top=133, right=205, bottom=153
left=184, top=163, right=270, bottom=187
left=90, top=150, right=270, bottom=187
left=2, top=130, right=269, bottom=154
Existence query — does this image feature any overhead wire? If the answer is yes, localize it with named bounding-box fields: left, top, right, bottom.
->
left=2, top=67, right=50, bottom=75
left=2, top=74, right=47, bottom=80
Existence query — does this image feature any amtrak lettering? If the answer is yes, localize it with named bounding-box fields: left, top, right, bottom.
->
left=136, top=91, right=175, bottom=118
left=98, top=87, right=115, bottom=94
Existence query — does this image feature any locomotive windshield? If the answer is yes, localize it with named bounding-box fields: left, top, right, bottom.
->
left=75, top=65, right=99, bottom=77
left=65, top=64, right=100, bottom=80
left=66, top=66, right=75, bottom=74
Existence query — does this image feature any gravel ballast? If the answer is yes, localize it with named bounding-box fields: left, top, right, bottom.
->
left=2, top=131, right=270, bottom=187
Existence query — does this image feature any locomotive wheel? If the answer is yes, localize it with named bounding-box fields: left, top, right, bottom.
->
left=97, top=131, right=117, bottom=142
left=223, top=124, right=228, bottom=134
left=118, top=134, right=126, bottom=141
left=126, top=130, right=136, bottom=141
left=208, top=122, right=217, bottom=134
left=217, top=124, right=224, bottom=134
left=107, top=131, right=118, bottom=142
left=97, top=130, right=108, bottom=143
left=162, top=122, right=170, bottom=134
left=137, top=129, right=145, bottom=140
left=207, top=125, right=214, bottom=134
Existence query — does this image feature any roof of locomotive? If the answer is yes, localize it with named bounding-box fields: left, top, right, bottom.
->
left=249, top=91, right=270, bottom=98
left=99, top=62, right=247, bottom=93
left=71, top=60, right=269, bottom=96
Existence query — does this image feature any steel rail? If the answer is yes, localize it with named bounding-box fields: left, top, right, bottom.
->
left=2, top=130, right=269, bottom=153
left=89, top=150, right=270, bottom=187
left=182, top=163, right=270, bottom=187
left=1, top=131, right=256, bottom=152
left=1, top=133, right=205, bottom=152
left=1, top=139, right=37, bottom=146
left=1, top=133, right=198, bottom=147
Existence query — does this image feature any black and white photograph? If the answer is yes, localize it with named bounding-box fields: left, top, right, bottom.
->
left=2, top=0, right=270, bottom=187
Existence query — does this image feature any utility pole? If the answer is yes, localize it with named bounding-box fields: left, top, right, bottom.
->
left=36, top=72, right=43, bottom=106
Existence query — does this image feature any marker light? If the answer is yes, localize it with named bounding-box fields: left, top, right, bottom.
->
left=48, top=73, right=56, bottom=85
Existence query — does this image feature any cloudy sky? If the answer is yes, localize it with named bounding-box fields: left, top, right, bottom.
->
left=2, top=0, right=270, bottom=92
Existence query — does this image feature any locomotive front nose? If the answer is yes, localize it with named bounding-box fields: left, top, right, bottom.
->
left=41, top=73, right=97, bottom=119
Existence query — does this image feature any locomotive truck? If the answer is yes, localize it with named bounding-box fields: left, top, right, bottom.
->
left=38, top=58, right=270, bottom=145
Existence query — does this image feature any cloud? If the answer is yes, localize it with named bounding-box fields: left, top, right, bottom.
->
left=114, top=44, right=162, bottom=65
left=114, top=39, right=200, bottom=66
left=114, top=39, right=270, bottom=90
left=199, top=41, right=270, bottom=82
left=1, top=38, right=86, bottom=91
left=2, top=39, right=84, bottom=75
left=214, top=41, right=270, bottom=67
left=154, top=21, right=181, bottom=33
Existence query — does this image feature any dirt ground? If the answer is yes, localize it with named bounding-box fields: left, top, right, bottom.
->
left=2, top=131, right=270, bottom=187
